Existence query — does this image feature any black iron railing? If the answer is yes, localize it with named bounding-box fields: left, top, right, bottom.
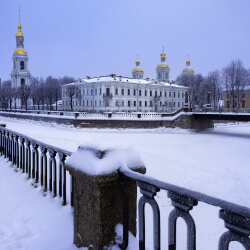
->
left=119, top=170, right=250, bottom=250
left=0, top=127, right=73, bottom=206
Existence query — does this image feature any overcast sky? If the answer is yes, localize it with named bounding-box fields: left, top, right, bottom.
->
left=1, top=0, right=250, bottom=81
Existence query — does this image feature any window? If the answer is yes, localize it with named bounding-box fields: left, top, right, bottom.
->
left=150, top=91, right=152, bottom=97
left=106, top=88, right=110, bottom=95
left=165, top=92, right=167, bottom=97
left=21, top=78, right=25, bottom=87
left=95, top=89, right=97, bottom=95
left=178, top=92, right=180, bottom=98
left=128, top=101, right=130, bottom=107
left=160, top=102, right=162, bottom=107
left=122, top=89, right=124, bottom=95
left=87, top=100, right=88, bottom=106
left=174, top=92, right=176, bottom=98
left=145, top=101, right=147, bottom=107
left=91, top=101, right=92, bottom=106
left=155, top=91, right=157, bottom=97
left=145, top=90, right=147, bottom=96
left=139, top=90, right=141, bottom=96
left=83, top=101, right=85, bottom=106
left=91, top=89, right=93, bottom=95
left=174, top=102, right=175, bottom=107
left=100, top=88, right=102, bottom=95
left=87, top=89, right=89, bottom=95
left=182, top=93, right=184, bottom=98
left=95, top=100, right=97, bottom=106
left=150, top=101, right=153, bottom=107
left=139, top=101, right=142, bottom=107
left=122, top=101, right=124, bottom=106
left=134, top=101, right=136, bottom=106
left=160, top=91, right=162, bottom=97
left=242, top=100, right=246, bottom=108
left=169, top=92, right=171, bottom=97
left=115, top=88, right=118, bottom=95
left=226, top=101, right=230, bottom=108
left=99, top=100, right=101, bottom=106
left=134, top=89, right=136, bottom=96
left=178, top=102, right=180, bottom=107
left=20, top=61, right=24, bottom=70
left=128, top=89, right=130, bottom=95
left=76, top=101, right=77, bottom=106
left=242, top=93, right=246, bottom=98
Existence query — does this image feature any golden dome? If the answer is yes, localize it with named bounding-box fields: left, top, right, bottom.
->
left=136, top=60, right=140, bottom=65
left=157, top=64, right=169, bottom=68
left=183, top=68, right=194, bottom=72
left=14, top=47, right=27, bottom=55
left=133, top=68, right=143, bottom=72
left=16, top=30, right=23, bottom=37
left=160, top=53, right=166, bottom=60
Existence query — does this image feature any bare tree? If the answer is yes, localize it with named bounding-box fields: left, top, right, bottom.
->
left=19, top=86, right=31, bottom=111
left=222, top=60, right=250, bottom=109
left=203, top=70, right=222, bottom=108
left=65, top=85, right=80, bottom=111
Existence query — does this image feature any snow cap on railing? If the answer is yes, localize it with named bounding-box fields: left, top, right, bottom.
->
left=65, top=143, right=145, bottom=176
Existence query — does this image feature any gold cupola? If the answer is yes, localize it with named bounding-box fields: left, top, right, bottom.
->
left=157, top=47, right=169, bottom=68
left=133, top=56, right=143, bottom=72
left=183, top=55, right=194, bottom=73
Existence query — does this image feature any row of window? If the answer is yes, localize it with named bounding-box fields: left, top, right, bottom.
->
left=226, top=100, right=246, bottom=108
left=64, top=100, right=184, bottom=108
left=226, top=93, right=246, bottom=99
left=63, top=87, right=185, bottom=99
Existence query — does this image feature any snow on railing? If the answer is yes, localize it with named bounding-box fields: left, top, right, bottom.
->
left=0, top=127, right=73, bottom=206
left=118, top=169, right=250, bottom=249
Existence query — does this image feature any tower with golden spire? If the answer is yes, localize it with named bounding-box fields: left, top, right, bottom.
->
left=132, top=56, right=144, bottom=79
left=11, top=9, right=31, bottom=90
left=182, top=55, right=194, bottom=75
left=156, top=47, right=170, bottom=82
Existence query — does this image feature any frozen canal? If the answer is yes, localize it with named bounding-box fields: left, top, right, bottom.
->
left=0, top=116, right=249, bottom=249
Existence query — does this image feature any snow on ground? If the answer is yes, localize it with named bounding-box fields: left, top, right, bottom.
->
left=0, top=116, right=249, bottom=249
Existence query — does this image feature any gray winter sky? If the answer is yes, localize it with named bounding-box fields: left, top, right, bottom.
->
left=1, top=0, right=250, bottom=81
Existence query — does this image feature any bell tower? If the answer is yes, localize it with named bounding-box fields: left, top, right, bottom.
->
left=11, top=9, right=31, bottom=89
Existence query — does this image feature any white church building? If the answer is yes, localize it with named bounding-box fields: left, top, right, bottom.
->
left=61, top=51, right=189, bottom=112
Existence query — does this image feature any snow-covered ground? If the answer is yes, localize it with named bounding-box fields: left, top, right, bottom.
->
left=0, top=116, right=249, bottom=250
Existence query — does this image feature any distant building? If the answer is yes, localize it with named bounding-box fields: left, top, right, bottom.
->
left=61, top=74, right=188, bottom=112
left=223, top=88, right=250, bottom=110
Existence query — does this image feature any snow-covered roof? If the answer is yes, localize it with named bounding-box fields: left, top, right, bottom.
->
left=62, top=75, right=188, bottom=89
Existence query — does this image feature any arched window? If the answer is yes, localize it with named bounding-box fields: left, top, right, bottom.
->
left=21, top=78, right=25, bottom=87
left=20, top=61, right=25, bottom=70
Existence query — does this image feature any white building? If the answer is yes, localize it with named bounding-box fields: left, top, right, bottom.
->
left=61, top=50, right=189, bottom=112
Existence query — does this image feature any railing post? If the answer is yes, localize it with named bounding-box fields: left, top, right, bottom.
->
left=219, top=209, right=250, bottom=249
left=48, top=149, right=57, bottom=197
left=40, top=145, right=47, bottom=189
left=25, top=139, right=31, bottom=177
left=167, top=191, right=198, bottom=250
left=31, top=141, right=38, bottom=180
left=137, top=181, right=161, bottom=250
left=15, top=135, right=19, bottom=168
left=65, top=145, right=146, bottom=249
left=58, top=152, right=67, bottom=205
left=19, top=136, right=25, bottom=172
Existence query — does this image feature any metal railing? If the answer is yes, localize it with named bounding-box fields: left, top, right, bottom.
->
left=0, top=126, right=73, bottom=206
left=119, top=169, right=250, bottom=250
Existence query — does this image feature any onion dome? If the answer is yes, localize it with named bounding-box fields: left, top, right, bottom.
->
left=14, top=47, right=27, bottom=55
left=183, top=58, right=194, bottom=73
left=157, top=47, right=169, bottom=68
left=133, top=57, right=143, bottom=72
